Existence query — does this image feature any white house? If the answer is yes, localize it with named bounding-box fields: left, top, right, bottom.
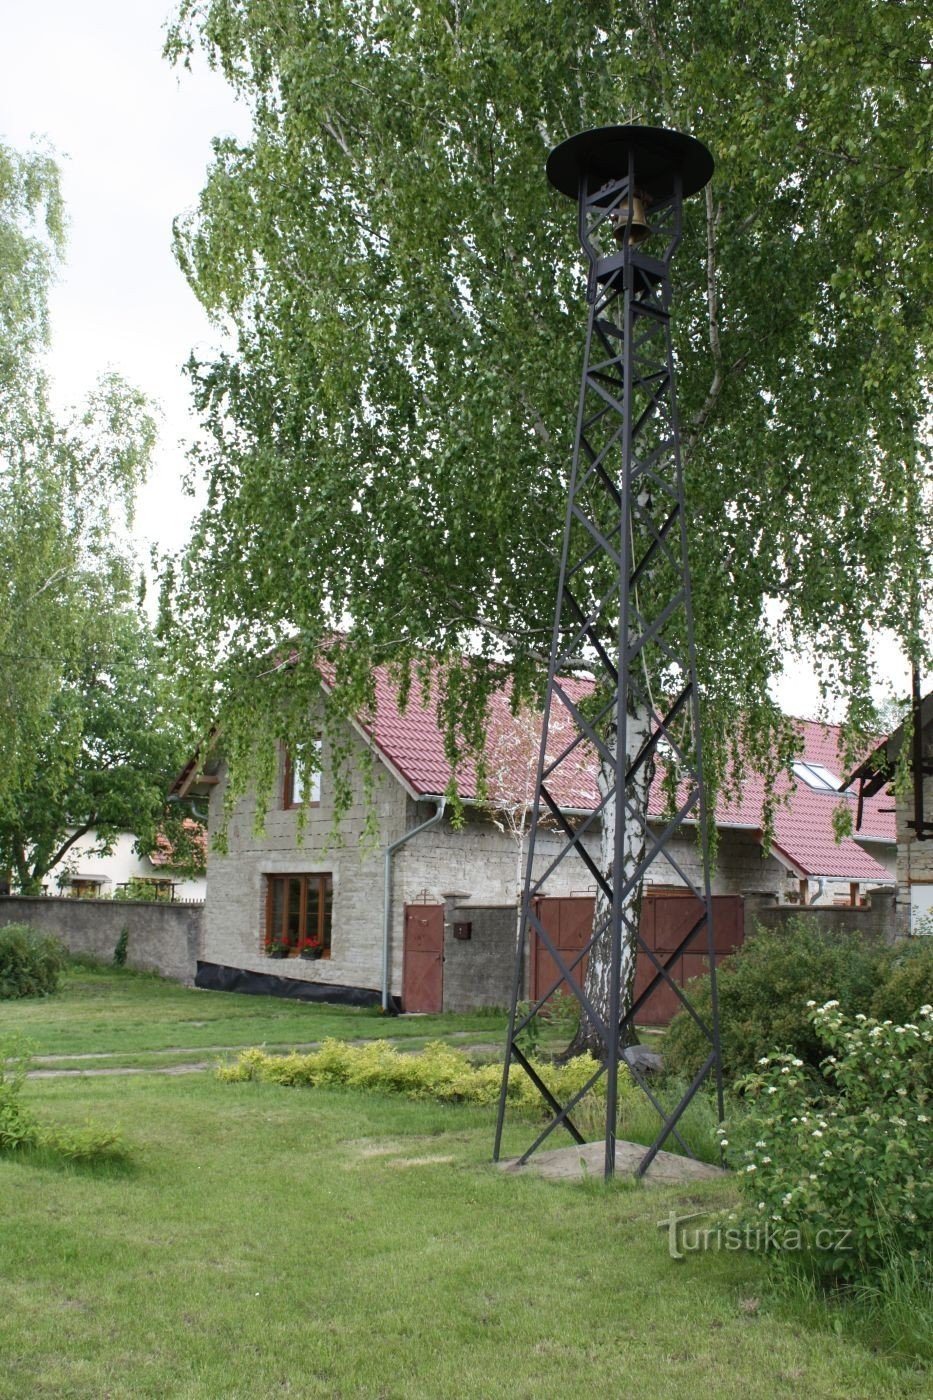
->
left=46, top=828, right=206, bottom=903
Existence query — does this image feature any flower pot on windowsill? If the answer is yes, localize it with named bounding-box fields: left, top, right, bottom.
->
left=266, top=945, right=291, bottom=959
left=300, top=945, right=323, bottom=961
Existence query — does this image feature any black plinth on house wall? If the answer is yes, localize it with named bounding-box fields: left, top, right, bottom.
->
left=494, top=126, right=724, bottom=1181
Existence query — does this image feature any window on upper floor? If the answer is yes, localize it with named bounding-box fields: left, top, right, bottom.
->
left=283, top=741, right=322, bottom=809
left=264, top=872, right=333, bottom=959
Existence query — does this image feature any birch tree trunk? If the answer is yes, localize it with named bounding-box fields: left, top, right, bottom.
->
left=563, top=698, right=654, bottom=1060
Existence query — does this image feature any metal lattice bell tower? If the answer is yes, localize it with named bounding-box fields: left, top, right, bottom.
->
left=494, top=126, right=723, bottom=1180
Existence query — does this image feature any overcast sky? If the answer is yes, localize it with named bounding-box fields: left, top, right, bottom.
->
left=0, top=0, right=249, bottom=557
left=0, top=2, right=917, bottom=717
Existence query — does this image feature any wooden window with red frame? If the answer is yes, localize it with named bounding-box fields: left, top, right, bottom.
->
left=264, top=873, right=333, bottom=959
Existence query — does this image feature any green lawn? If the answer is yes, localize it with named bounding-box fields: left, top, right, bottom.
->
left=2, top=965, right=508, bottom=1059
left=0, top=970, right=928, bottom=1397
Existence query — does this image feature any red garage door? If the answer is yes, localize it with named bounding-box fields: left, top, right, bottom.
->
left=531, top=894, right=744, bottom=1026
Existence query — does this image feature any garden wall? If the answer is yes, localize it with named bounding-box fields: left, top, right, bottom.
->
left=0, top=896, right=204, bottom=984
left=443, top=904, right=517, bottom=1013
left=742, top=888, right=897, bottom=943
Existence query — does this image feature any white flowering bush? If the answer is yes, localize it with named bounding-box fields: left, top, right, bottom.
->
left=721, top=1002, right=932, bottom=1278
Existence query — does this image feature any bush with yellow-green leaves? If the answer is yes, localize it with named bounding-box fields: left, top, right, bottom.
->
left=217, top=1038, right=611, bottom=1116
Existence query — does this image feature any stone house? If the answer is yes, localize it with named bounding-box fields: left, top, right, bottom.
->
left=848, top=685, right=933, bottom=936
left=172, top=667, right=895, bottom=1010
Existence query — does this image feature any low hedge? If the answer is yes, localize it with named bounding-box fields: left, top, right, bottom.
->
left=0, top=923, right=68, bottom=1000
left=218, top=1038, right=613, bottom=1116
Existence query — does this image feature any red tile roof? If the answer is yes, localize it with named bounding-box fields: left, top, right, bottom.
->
left=150, top=819, right=208, bottom=869
left=359, top=667, right=893, bottom=882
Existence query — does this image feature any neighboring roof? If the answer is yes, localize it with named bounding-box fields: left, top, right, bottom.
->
left=712, top=719, right=893, bottom=881
left=169, top=728, right=221, bottom=800
left=150, top=819, right=208, bottom=870
left=845, top=687, right=933, bottom=800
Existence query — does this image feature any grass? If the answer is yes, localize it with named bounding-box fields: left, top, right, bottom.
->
left=1, top=963, right=508, bottom=1058
left=1, top=968, right=927, bottom=1396
left=2, top=1072, right=928, bottom=1399
left=571, top=1074, right=725, bottom=1165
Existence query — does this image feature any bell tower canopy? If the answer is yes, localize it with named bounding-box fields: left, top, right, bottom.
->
left=546, top=124, right=714, bottom=202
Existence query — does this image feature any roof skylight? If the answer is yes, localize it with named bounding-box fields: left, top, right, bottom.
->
left=792, top=760, right=852, bottom=795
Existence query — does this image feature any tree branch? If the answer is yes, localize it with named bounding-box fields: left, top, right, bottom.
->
left=321, top=116, right=352, bottom=161
left=684, top=184, right=725, bottom=464
left=41, top=819, right=98, bottom=885
left=28, top=567, right=68, bottom=603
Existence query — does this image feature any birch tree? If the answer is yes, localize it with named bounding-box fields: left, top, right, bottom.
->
left=166, top=1, right=932, bottom=1051
left=0, top=142, right=193, bottom=891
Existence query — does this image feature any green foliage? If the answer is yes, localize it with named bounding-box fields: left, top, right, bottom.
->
left=871, top=937, right=933, bottom=1024
left=34, top=1118, right=127, bottom=1163
left=0, top=922, right=67, bottom=999
left=849, top=1238, right=933, bottom=1365
left=512, top=999, right=541, bottom=1057
left=0, top=1039, right=38, bottom=1151
left=113, top=925, right=129, bottom=967
left=218, top=1038, right=610, bottom=1117
left=162, top=1, right=932, bottom=833
left=112, top=878, right=172, bottom=904
left=723, top=1002, right=932, bottom=1281
left=0, top=1037, right=126, bottom=1162
left=0, top=138, right=194, bottom=893
left=665, top=920, right=890, bottom=1082
left=543, top=989, right=581, bottom=1041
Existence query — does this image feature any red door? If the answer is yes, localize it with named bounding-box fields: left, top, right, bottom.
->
left=402, top=904, right=444, bottom=1013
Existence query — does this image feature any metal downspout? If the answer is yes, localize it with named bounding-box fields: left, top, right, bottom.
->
left=382, top=797, right=446, bottom=1012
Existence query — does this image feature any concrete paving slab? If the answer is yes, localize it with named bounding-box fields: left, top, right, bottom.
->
left=499, top=1139, right=726, bottom=1183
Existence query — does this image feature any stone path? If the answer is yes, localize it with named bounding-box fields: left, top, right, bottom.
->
left=27, top=1063, right=212, bottom=1079
left=26, top=1033, right=503, bottom=1080
left=32, top=1029, right=496, bottom=1063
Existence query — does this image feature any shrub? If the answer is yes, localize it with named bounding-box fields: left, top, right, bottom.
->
left=218, top=1038, right=614, bottom=1118
left=0, top=923, right=68, bottom=1000
left=870, top=937, right=933, bottom=1024
left=0, top=1040, right=126, bottom=1162
left=0, top=1042, right=38, bottom=1152
left=722, top=1002, right=932, bottom=1280
left=665, top=920, right=890, bottom=1082
left=113, top=925, right=129, bottom=967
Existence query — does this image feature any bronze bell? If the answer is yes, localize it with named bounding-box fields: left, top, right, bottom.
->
left=611, top=190, right=650, bottom=245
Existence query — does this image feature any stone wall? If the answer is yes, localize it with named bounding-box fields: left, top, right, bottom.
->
left=0, top=895, right=204, bottom=983
left=442, top=903, right=518, bottom=1013
left=395, top=814, right=787, bottom=909
left=743, top=887, right=897, bottom=944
